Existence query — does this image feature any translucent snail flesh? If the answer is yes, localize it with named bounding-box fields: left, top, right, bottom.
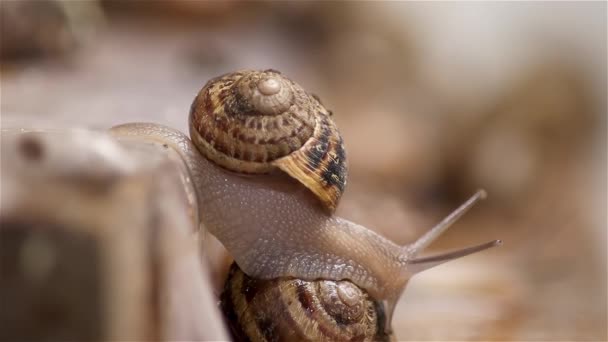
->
left=110, top=70, right=501, bottom=331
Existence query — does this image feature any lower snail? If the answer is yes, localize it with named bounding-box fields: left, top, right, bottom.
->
left=221, top=263, right=391, bottom=342
left=110, top=69, right=501, bottom=338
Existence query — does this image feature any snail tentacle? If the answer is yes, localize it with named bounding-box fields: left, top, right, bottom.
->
left=407, top=239, right=502, bottom=274
left=406, top=189, right=487, bottom=256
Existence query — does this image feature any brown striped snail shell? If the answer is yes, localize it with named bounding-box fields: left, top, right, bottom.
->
left=189, top=69, right=346, bottom=212
left=221, top=263, right=391, bottom=342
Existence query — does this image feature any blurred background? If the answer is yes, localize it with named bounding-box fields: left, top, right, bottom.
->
left=1, top=1, right=606, bottom=340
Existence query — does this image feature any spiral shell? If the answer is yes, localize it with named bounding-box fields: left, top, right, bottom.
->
left=221, top=264, right=389, bottom=342
left=189, top=69, right=347, bottom=211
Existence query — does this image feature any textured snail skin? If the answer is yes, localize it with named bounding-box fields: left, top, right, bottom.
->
left=111, top=122, right=408, bottom=303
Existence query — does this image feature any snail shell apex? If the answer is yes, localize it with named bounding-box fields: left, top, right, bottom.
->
left=189, top=70, right=347, bottom=211
left=221, top=264, right=387, bottom=342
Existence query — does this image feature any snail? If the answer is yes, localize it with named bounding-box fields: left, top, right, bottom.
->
left=220, top=263, right=390, bottom=341
left=110, top=69, right=501, bottom=337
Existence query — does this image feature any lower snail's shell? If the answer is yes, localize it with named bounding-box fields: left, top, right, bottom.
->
left=220, top=263, right=391, bottom=342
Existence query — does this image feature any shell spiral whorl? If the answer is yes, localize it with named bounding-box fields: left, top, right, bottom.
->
left=189, top=69, right=347, bottom=211
left=221, top=264, right=388, bottom=342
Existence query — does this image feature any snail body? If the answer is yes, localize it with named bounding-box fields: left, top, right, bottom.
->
left=111, top=121, right=409, bottom=302
left=111, top=69, right=501, bottom=332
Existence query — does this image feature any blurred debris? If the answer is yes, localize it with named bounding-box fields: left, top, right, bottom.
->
left=0, top=0, right=103, bottom=63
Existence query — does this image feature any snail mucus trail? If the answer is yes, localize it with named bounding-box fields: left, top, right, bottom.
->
left=110, top=69, right=501, bottom=332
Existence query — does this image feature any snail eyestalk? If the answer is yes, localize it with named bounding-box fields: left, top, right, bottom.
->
left=407, top=239, right=502, bottom=274
left=401, top=189, right=501, bottom=275
left=385, top=238, right=502, bottom=334
left=383, top=190, right=500, bottom=333
left=407, top=189, right=487, bottom=256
